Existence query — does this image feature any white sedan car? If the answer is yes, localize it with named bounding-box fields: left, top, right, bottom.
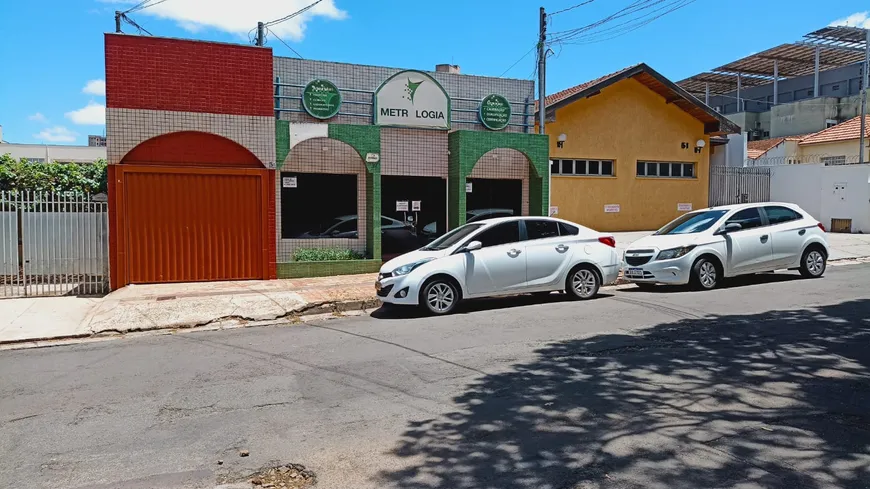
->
left=623, top=202, right=829, bottom=290
left=376, top=216, right=621, bottom=315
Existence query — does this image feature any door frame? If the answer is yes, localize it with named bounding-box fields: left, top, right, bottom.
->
left=108, top=165, right=275, bottom=290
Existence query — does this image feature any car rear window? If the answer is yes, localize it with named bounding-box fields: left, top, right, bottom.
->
left=558, top=222, right=580, bottom=236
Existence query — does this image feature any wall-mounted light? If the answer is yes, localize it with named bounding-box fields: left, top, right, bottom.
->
left=696, top=139, right=706, bottom=148
left=557, top=133, right=567, bottom=149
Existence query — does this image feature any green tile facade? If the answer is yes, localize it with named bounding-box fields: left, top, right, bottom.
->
left=275, top=120, right=291, bottom=168
left=447, top=130, right=550, bottom=229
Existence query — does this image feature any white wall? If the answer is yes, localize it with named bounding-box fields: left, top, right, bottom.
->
left=0, top=143, right=106, bottom=163
left=770, top=163, right=870, bottom=232
left=1, top=211, right=17, bottom=276
left=21, top=213, right=108, bottom=275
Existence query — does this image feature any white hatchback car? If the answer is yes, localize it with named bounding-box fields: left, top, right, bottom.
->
left=376, top=216, right=621, bottom=315
left=623, top=202, right=829, bottom=290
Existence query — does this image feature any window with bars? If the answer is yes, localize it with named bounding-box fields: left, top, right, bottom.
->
left=636, top=161, right=696, bottom=178
left=550, top=159, right=615, bottom=176
left=821, top=155, right=846, bottom=166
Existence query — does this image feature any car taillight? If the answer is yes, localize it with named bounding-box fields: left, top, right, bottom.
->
left=598, top=236, right=616, bottom=248
left=817, top=222, right=826, bottom=232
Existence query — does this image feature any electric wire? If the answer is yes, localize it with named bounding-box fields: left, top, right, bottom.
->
left=266, top=27, right=304, bottom=58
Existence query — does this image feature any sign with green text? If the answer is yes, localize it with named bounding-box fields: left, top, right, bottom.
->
left=302, top=79, right=342, bottom=120
left=479, top=94, right=511, bottom=130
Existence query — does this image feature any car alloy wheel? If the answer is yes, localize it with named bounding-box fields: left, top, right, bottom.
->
left=800, top=249, right=826, bottom=278
left=570, top=268, right=599, bottom=300
left=691, top=258, right=719, bottom=290
left=424, top=281, right=457, bottom=314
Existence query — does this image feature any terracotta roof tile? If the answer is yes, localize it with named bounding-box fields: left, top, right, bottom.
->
left=534, top=64, right=640, bottom=111
left=800, top=116, right=870, bottom=145
left=746, top=137, right=785, bottom=159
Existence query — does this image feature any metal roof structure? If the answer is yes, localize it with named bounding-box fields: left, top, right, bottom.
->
left=677, top=26, right=868, bottom=98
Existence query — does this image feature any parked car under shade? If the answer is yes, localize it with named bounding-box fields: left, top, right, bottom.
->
left=420, top=208, right=515, bottom=243
left=376, top=216, right=620, bottom=315
left=623, top=202, right=829, bottom=290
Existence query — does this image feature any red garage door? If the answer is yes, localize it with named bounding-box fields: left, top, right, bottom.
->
left=121, top=166, right=267, bottom=284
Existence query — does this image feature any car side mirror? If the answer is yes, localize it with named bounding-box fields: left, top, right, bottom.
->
left=716, top=222, right=742, bottom=235
left=462, top=241, right=482, bottom=252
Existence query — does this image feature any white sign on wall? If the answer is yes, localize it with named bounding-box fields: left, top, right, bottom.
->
left=374, top=70, right=450, bottom=129
left=677, top=203, right=693, bottom=211
left=549, top=206, right=559, bottom=216
left=466, top=182, right=473, bottom=193
left=396, top=200, right=409, bottom=212
left=282, top=177, right=297, bottom=188
left=604, top=204, right=621, bottom=213
left=365, top=153, right=380, bottom=163
left=411, top=201, right=421, bottom=211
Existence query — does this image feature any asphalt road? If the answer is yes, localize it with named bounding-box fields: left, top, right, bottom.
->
left=2, top=263, right=870, bottom=489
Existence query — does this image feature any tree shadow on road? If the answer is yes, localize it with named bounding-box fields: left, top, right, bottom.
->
left=376, top=299, right=870, bottom=488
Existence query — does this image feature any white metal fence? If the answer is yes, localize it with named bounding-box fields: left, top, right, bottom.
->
left=709, top=166, right=771, bottom=207
left=0, top=191, right=109, bottom=298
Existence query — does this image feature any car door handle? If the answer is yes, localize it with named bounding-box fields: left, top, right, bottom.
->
left=799, top=229, right=806, bottom=236
left=555, top=244, right=569, bottom=253
left=760, top=235, right=769, bottom=243
left=507, top=249, right=522, bottom=258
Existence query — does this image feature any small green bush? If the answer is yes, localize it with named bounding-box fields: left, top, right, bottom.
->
left=293, top=248, right=363, bottom=262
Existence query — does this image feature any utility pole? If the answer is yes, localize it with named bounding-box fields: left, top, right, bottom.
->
left=538, top=7, right=546, bottom=137
left=538, top=7, right=549, bottom=214
left=860, top=28, right=869, bottom=165
left=115, top=11, right=122, bottom=33
left=256, top=22, right=265, bottom=46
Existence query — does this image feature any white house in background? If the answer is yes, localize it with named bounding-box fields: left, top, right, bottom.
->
left=0, top=126, right=106, bottom=163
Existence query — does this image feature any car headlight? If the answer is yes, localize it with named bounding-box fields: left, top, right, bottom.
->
left=392, top=258, right=434, bottom=276
left=656, top=245, right=696, bottom=261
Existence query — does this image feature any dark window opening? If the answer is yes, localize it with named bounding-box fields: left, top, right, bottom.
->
left=281, top=172, right=358, bottom=239
left=558, top=222, right=580, bottom=236
left=764, top=206, right=802, bottom=224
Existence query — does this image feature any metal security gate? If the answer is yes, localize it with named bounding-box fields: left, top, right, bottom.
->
left=709, top=167, right=771, bottom=207
left=1, top=191, right=109, bottom=298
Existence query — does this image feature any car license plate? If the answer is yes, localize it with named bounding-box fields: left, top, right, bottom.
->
left=375, top=281, right=382, bottom=291
left=625, top=267, right=644, bottom=278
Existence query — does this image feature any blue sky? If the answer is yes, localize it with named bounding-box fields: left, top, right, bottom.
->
left=0, top=0, right=868, bottom=145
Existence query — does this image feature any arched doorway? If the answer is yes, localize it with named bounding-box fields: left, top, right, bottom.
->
left=109, top=131, right=273, bottom=288
left=466, top=148, right=531, bottom=222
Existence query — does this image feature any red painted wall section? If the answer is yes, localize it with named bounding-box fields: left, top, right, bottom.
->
left=121, top=131, right=263, bottom=168
left=105, top=34, right=273, bottom=116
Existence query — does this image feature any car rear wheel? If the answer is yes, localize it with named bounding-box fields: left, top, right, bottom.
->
left=799, top=248, right=826, bottom=278
left=421, top=279, right=459, bottom=315
left=566, top=266, right=600, bottom=300
left=691, top=257, right=719, bottom=290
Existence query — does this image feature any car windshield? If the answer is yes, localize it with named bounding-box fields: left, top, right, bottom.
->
left=423, top=223, right=484, bottom=250
left=655, top=210, right=728, bottom=235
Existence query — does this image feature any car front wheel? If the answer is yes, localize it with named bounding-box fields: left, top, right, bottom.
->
left=421, top=279, right=460, bottom=315
left=566, top=266, right=600, bottom=300
left=691, top=257, right=720, bottom=290
left=799, top=248, right=826, bottom=278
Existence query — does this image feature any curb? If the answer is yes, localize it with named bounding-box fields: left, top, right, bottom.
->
left=0, top=298, right=384, bottom=351
left=2, top=257, right=867, bottom=351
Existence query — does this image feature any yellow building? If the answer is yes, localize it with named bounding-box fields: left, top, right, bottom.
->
left=538, top=64, right=740, bottom=232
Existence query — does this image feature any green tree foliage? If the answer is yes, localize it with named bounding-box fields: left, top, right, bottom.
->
left=0, top=154, right=108, bottom=194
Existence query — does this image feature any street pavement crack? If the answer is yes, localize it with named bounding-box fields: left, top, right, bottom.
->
left=306, top=323, right=488, bottom=376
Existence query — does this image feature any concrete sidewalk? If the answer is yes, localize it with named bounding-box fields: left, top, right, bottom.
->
left=2, top=231, right=869, bottom=347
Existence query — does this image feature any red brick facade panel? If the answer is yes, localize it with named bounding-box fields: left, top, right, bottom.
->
left=121, top=131, right=263, bottom=168
left=105, top=34, right=273, bottom=117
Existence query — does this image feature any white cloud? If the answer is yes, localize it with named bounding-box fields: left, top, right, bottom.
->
left=34, top=127, right=78, bottom=143
left=104, top=0, right=347, bottom=41
left=65, top=102, right=106, bottom=126
left=28, top=112, right=47, bottom=123
left=829, top=11, right=870, bottom=28
left=83, top=79, right=106, bottom=96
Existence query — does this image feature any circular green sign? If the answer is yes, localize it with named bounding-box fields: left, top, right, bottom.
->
left=302, top=79, right=342, bottom=120
left=479, top=94, right=512, bottom=130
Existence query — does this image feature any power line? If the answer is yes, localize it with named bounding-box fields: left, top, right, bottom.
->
left=558, top=0, right=697, bottom=45
left=264, top=0, right=323, bottom=27
left=125, top=0, right=171, bottom=14
left=121, top=14, right=152, bottom=35
left=499, top=45, right=537, bottom=77
left=549, top=0, right=597, bottom=16
left=266, top=27, right=304, bottom=59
